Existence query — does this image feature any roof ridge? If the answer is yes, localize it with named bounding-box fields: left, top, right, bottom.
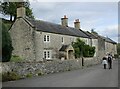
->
left=26, top=18, right=89, bottom=38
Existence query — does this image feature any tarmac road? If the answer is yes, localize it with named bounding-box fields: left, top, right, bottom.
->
left=2, top=59, right=118, bottom=87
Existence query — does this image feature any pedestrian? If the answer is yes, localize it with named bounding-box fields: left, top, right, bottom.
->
left=102, top=56, right=108, bottom=69
left=107, top=54, right=113, bottom=69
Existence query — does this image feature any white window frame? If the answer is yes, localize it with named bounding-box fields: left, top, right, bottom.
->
left=43, top=50, right=52, bottom=59
left=44, top=35, right=46, bottom=42
left=44, top=35, right=50, bottom=43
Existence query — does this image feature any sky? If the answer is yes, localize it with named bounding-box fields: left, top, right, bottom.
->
left=29, top=2, right=118, bottom=43
left=1, top=1, right=119, bottom=43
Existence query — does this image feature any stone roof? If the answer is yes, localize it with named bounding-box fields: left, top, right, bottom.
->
left=90, top=33, right=117, bottom=44
left=19, top=17, right=116, bottom=44
left=26, top=18, right=89, bottom=38
left=59, top=45, right=68, bottom=51
left=83, top=31, right=97, bottom=39
left=100, top=36, right=117, bottom=44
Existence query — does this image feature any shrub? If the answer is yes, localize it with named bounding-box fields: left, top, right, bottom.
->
left=37, top=71, right=44, bottom=76
left=2, top=72, right=21, bottom=82
left=10, top=55, right=23, bottom=62
left=26, top=73, right=33, bottom=78
left=68, top=69, right=71, bottom=71
left=72, top=38, right=95, bottom=58
left=114, top=54, right=119, bottom=58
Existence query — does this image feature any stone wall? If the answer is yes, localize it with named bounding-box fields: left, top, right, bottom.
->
left=105, top=42, right=117, bottom=56
left=1, top=58, right=101, bottom=78
left=10, top=18, right=36, bottom=61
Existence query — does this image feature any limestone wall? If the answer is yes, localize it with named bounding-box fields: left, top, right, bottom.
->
left=105, top=42, right=117, bottom=56
left=1, top=58, right=101, bottom=78
left=9, top=18, right=36, bottom=61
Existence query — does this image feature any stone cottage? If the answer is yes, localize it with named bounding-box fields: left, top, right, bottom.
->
left=10, top=6, right=90, bottom=61
left=9, top=6, right=117, bottom=62
left=82, top=31, right=98, bottom=57
left=91, top=33, right=117, bottom=57
left=100, top=36, right=117, bottom=56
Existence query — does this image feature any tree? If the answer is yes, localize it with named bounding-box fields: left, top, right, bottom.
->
left=1, top=1, right=34, bottom=21
left=2, top=22, right=13, bottom=62
left=72, top=38, right=95, bottom=58
left=91, top=28, right=98, bottom=35
left=88, top=46, right=95, bottom=57
left=72, top=38, right=85, bottom=58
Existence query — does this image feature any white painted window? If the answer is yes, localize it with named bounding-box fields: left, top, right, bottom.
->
left=47, top=51, right=50, bottom=58
left=44, top=51, right=47, bottom=59
left=62, top=37, right=64, bottom=44
left=47, top=35, right=50, bottom=42
left=43, top=50, right=51, bottom=59
left=44, top=35, right=50, bottom=42
left=44, top=35, right=46, bottom=42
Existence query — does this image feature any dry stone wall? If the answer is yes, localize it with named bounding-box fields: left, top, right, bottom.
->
left=1, top=58, right=101, bottom=79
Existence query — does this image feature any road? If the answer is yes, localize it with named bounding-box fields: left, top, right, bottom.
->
left=2, top=59, right=118, bottom=87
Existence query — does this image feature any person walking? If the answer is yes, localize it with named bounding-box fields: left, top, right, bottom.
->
left=102, top=56, right=108, bottom=69
left=107, top=54, right=113, bottom=69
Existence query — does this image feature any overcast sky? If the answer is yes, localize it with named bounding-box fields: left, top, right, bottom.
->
left=1, top=1, right=118, bottom=42
left=29, top=2, right=118, bottom=42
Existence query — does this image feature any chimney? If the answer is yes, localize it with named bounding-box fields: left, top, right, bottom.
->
left=74, top=19, right=80, bottom=29
left=61, top=15, right=68, bottom=27
left=17, top=2, right=26, bottom=18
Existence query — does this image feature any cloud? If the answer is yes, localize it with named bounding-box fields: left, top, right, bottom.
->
left=29, top=2, right=118, bottom=42
left=96, top=24, right=118, bottom=42
left=99, top=25, right=118, bottom=37
left=29, top=0, right=120, bottom=2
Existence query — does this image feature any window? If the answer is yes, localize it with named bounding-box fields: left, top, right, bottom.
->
left=47, top=35, right=50, bottom=42
left=44, top=35, right=46, bottom=42
left=43, top=50, right=51, bottom=59
left=44, top=51, right=47, bottom=59
left=47, top=51, right=50, bottom=58
left=62, top=37, right=64, bottom=44
left=44, top=35, right=50, bottom=42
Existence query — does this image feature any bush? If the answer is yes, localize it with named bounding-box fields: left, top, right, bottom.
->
left=72, top=38, right=95, bottom=58
left=10, top=55, right=23, bottom=62
left=26, top=73, right=33, bottom=78
left=89, top=47, right=95, bottom=57
left=37, top=70, right=44, bottom=76
left=2, top=72, right=21, bottom=82
left=114, top=54, right=119, bottom=58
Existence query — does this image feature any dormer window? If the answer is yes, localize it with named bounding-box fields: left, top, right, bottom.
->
left=44, top=35, right=50, bottom=42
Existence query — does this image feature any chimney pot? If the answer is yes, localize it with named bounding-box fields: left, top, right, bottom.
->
left=64, top=15, right=67, bottom=18
left=61, top=15, right=68, bottom=27
left=75, top=19, right=80, bottom=22
left=74, top=19, right=80, bottom=29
